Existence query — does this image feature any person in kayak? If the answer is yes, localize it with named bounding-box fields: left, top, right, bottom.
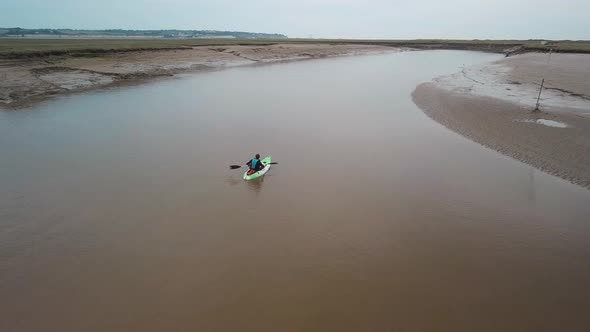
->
left=246, top=154, right=264, bottom=174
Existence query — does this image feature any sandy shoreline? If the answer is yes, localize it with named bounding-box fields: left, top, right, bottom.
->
left=0, top=43, right=403, bottom=108
left=413, top=53, right=590, bottom=189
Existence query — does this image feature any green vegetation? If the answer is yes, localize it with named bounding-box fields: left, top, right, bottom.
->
left=0, top=38, right=291, bottom=58
left=306, top=39, right=590, bottom=53
left=1, top=38, right=589, bottom=58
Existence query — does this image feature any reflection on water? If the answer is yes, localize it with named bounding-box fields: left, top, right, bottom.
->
left=1, top=51, right=590, bottom=332
left=225, top=176, right=242, bottom=187
left=528, top=167, right=537, bottom=207
left=224, top=172, right=265, bottom=194
left=246, top=176, right=264, bottom=194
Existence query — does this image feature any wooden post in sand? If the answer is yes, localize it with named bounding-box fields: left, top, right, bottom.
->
left=534, top=78, right=545, bottom=111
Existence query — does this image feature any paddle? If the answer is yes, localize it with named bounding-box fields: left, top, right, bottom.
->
left=229, top=162, right=278, bottom=170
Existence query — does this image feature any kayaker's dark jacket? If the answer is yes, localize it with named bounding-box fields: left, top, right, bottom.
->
left=247, top=158, right=264, bottom=172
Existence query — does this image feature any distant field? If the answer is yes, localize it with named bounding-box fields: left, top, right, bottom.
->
left=1, top=38, right=589, bottom=58
left=0, top=38, right=280, bottom=57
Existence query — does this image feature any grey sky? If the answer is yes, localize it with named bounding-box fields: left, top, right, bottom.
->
left=2, top=0, right=589, bottom=39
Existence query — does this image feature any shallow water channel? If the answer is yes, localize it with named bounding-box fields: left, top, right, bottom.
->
left=1, top=51, right=589, bottom=332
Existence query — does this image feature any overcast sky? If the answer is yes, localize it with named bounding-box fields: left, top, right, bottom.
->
left=2, top=0, right=589, bottom=39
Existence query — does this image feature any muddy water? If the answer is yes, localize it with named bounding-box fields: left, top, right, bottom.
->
left=1, top=51, right=590, bottom=332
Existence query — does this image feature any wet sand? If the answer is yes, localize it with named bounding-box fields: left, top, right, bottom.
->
left=413, top=53, right=590, bottom=189
left=0, top=43, right=400, bottom=108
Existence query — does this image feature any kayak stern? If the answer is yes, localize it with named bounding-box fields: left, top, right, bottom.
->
left=243, top=156, right=271, bottom=181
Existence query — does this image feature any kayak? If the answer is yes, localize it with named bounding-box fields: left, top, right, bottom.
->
left=243, top=156, right=271, bottom=181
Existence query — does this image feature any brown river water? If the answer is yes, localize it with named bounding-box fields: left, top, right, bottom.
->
left=1, top=51, right=590, bottom=331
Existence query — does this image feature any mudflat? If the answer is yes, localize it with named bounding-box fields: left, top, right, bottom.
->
left=0, top=43, right=400, bottom=108
left=413, top=53, right=590, bottom=189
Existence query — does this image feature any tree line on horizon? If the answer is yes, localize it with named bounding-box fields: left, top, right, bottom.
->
left=0, top=27, right=287, bottom=39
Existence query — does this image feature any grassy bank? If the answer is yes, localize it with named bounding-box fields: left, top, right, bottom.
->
left=0, top=38, right=277, bottom=58
left=1, top=38, right=589, bottom=58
